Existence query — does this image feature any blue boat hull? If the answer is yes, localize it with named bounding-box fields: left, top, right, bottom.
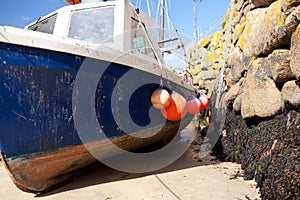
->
left=0, top=42, right=194, bottom=192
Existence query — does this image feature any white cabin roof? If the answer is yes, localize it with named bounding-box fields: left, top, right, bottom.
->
left=25, top=0, right=159, bottom=54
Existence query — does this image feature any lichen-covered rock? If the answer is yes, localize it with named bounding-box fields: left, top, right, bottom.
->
left=281, top=0, right=300, bottom=15
left=235, top=0, right=245, bottom=11
left=251, top=0, right=277, bottom=8
left=199, top=1, right=300, bottom=199
left=282, top=80, right=300, bottom=109
left=290, top=24, right=300, bottom=80
left=241, top=58, right=282, bottom=119
left=238, top=1, right=299, bottom=57
left=267, top=49, right=294, bottom=83
left=233, top=20, right=246, bottom=44
left=208, top=50, right=220, bottom=64
left=209, top=31, right=221, bottom=51
left=237, top=8, right=263, bottom=57
left=199, top=37, right=210, bottom=48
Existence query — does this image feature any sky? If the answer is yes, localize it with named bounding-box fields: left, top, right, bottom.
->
left=0, top=0, right=230, bottom=41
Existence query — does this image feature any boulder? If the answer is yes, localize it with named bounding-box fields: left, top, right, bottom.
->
left=281, top=80, right=300, bottom=109
left=267, top=49, right=294, bottom=83
left=238, top=1, right=299, bottom=57
left=290, top=24, right=300, bottom=80
left=241, top=58, right=282, bottom=119
left=233, top=95, right=242, bottom=113
left=225, top=78, right=245, bottom=109
left=226, top=47, right=249, bottom=87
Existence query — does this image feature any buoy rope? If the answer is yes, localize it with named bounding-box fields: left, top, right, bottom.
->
left=215, top=0, right=234, bottom=108
left=136, top=20, right=165, bottom=87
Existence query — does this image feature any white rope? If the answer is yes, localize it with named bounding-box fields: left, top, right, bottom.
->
left=215, top=0, right=234, bottom=108
left=162, top=3, right=189, bottom=77
left=137, top=20, right=165, bottom=87
left=199, top=13, right=226, bottom=39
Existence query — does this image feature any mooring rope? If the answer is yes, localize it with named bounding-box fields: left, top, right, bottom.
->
left=215, top=0, right=234, bottom=108
left=136, top=20, right=165, bottom=87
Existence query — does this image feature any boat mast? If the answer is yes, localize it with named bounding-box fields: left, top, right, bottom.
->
left=193, top=0, right=198, bottom=43
left=159, top=0, right=165, bottom=46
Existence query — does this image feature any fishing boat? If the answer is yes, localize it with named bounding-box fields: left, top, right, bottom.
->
left=0, top=0, right=201, bottom=193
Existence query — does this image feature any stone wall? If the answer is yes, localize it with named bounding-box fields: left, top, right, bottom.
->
left=190, top=0, right=300, bottom=199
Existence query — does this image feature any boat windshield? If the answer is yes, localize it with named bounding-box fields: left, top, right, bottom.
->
left=28, top=14, right=57, bottom=34
left=131, top=18, right=155, bottom=58
left=68, top=6, right=114, bottom=43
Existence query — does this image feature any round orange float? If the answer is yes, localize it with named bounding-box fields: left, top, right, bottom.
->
left=198, top=94, right=209, bottom=110
left=187, top=96, right=201, bottom=114
left=161, top=92, right=187, bottom=121
left=151, top=89, right=170, bottom=109
left=65, top=0, right=82, bottom=5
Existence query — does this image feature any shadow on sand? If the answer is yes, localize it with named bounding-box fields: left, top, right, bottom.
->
left=36, top=148, right=221, bottom=197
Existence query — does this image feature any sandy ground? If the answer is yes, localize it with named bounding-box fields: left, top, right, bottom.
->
left=0, top=150, right=260, bottom=200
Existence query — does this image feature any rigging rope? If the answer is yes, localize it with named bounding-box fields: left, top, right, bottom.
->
left=215, top=0, right=234, bottom=108
left=158, top=1, right=189, bottom=72
left=199, top=13, right=226, bottom=39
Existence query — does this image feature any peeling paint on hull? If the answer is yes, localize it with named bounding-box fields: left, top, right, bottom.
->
left=1, top=118, right=190, bottom=193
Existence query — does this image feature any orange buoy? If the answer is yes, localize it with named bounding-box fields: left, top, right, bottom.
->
left=161, top=92, right=187, bottom=121
left=151, top=89, right=170, bottom=109
left=198, top=94, right=209, bottom=110
left=187, top=96, right=201, bottom=114
left=65, top=0, right=82, bottom=5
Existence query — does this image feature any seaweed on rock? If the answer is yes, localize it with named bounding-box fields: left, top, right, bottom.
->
left=222, top=110, right=300, bottom=199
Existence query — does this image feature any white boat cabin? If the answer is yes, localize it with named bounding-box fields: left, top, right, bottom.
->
left=25, top=0, right=159, bottom=59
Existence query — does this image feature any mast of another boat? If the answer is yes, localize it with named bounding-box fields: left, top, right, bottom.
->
left=159, top=0, right=165, bottom=54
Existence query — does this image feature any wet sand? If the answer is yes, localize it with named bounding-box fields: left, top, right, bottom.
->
left=0, top=150, right=260, bottom=200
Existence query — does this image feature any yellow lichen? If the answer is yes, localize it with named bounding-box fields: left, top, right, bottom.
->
left=250, top=58, right=263, bottom=70
left=219, top=42, right=225, bottom=54
left=191, top=66, right=202, bottom=75
left=217, top=61, right=223, bottom=70
left=233, top=22, right=246, bottom=41
left=265, top=1, right=285, bottom=27
left=199, top=37, right=210, bottom=47
left=210, top=31, right=221, bottom=49
left=208, top=51, right=220, bottom=63
left=277, top=12, right=285, bottom=27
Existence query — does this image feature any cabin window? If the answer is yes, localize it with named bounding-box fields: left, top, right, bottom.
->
left=131, top=18, right=155, bottom=58
left=68, top=6, right=114, bottom=43
left=28, top=14, right=57, bottom=34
